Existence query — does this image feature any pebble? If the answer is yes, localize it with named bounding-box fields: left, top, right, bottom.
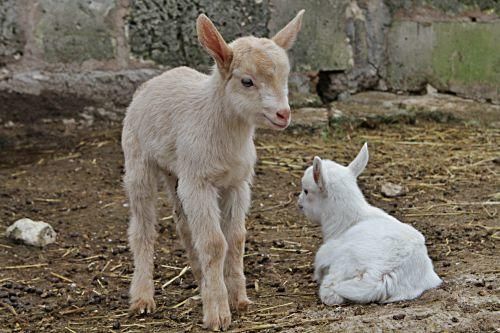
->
left=353, top=307, right=364, bottom=316
left=112, top=321, right=121, bottom=329
left=8, top=290, right=20, bottom=297
left=393, top=313, right=406, bottom=320
left=24, top=286, right=33, bottom=293
left=381, top=182, right=406, bottom=198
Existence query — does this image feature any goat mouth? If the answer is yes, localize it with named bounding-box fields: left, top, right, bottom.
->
left=262, top=114, right=288, bottom=130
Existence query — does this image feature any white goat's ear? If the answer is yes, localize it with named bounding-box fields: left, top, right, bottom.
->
left=348, top=143, right=369, bottom=177
left=313, top=156, right=325, bottom=192
left=272, top=9, right=305, bottom=50
left=197, top=14, right=233, bottom=73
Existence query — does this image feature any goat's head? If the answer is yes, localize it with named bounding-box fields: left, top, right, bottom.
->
left=197, top=10, right=305, bottom=130
left=298, top=143, right=369, bottom=224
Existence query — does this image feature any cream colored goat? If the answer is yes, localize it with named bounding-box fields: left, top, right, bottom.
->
left=122, top=11, right=304, bottom=331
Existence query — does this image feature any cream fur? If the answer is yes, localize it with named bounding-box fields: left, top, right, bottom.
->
left=122, top=10, right=304, bottom=331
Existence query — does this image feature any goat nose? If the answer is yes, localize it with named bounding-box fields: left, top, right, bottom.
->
left=276, top=108, right=290, bottom=122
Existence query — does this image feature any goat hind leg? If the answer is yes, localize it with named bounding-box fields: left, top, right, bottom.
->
left=164, top=173, right=202, bottom=284
left=319, top=273, right=345, bottom=306
left=125, top=159, right=159, bottom=314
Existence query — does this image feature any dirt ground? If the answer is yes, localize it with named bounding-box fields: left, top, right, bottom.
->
left=0, top=92, right=498, bottom=332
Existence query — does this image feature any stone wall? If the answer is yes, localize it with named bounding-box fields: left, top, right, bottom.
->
left=0, top=0, right=498, bottom=105
left=0, top=0, right=23, bottom=64
left=129, top=0, right=270, bottom=69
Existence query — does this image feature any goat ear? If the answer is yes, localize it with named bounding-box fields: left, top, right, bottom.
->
left=348, top=143, right=369, bottom=177
left=272, top=9, right=305, bottom=50
left=197, top=14, right=233, bottom=73
left=313, top=156, right=325, bottom=192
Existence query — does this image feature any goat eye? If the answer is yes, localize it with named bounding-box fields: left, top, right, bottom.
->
left=241, top=78, right=254, bottom=87
left=304, top=189, right=308, bottom=195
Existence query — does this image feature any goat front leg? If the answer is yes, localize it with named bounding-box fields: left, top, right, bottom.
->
left=220, top=182, right=252, bottom=312
left=177, top=179, right=230, bottom=331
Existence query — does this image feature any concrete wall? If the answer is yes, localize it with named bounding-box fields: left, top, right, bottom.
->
left=384, top=1, right=500, bottom=102
left=387, top=21, right=499, bottom=102
left=0, top=0, right=498, bottom=105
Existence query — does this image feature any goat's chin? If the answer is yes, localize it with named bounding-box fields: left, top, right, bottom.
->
left=258, top=114, right=289, bottom=130
left=303, top=210, right=321, bottom=225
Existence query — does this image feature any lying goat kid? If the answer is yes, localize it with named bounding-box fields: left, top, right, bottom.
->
left=298, top=143, right=442, bottom=305
left=122, top=10, right=305, bottom=331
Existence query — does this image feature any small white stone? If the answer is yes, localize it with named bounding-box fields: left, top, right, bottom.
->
left=381, top=182, right=406, bottom=198
left=382, top=101, right=393, bottom=109
left=0, top=68, right=10, bottom=81
left=330, top=108, right=344, bottom=119
left=426, top=84, right=438, bottom=95
left=5, top=218, right=57, bottom=247
left=32, top=72, right=49, bottom=81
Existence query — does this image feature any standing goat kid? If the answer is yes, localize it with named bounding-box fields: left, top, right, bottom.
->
left=298, top=143, right=442, bottom=305
left=122, top=10, right=305, bottom=331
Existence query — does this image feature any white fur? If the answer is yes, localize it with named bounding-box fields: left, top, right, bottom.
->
left=298, top=143, right=442, bottom=305
left=122, top=10, right=305, bottom=331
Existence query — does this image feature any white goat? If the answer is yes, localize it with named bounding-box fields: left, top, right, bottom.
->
left=122, top=10, right=305, bottom=330
left=298, top=143, right=442, bottom=305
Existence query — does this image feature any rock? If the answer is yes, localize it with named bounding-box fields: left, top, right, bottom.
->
left=4, top=120, right=15, bottom=128
left=353, top=307, right=364, bottom=316
left=5, top=218, right=57, bottom=247
left=112, top=320, right=121, bottom=330
left=0, top=68, right=11, bottom=81
left=393, top=313, right=406, bottom=320
left=381, top=182, right=406, bottom=197
left=62, top=118, right=77, bottom=136
left=426, top=84, right=438, bottom=95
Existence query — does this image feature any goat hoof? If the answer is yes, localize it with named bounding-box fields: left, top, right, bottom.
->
left=203, top=306, right=231, bottom=331
left=129, top=298, right=156, bottom=315
left=235, top=297, right=252, bottom=312
left=320, top=292, right=344, bottom=306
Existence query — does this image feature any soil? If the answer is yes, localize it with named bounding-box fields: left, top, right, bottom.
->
left=0, top=94, right=498, bottom=332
